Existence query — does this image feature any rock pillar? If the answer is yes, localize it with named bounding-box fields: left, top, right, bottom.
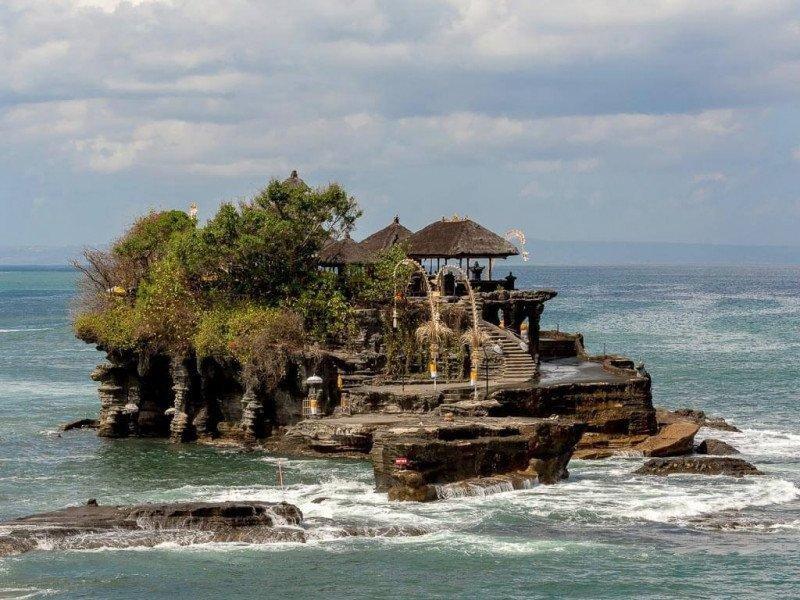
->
left=93, top=362, right=130, bottom=438
left=169, top=359, right=193, bottom=443
left=240, top=382, right=264, bottom=442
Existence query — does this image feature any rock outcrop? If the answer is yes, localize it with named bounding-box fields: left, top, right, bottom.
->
left=635, top=457, right=762, bottom=477
left=483, top=370, right=656, bottom=435
left=59, top=418, right=98, bottom=432
left=368, top=418, right=584, bottom=501
left=696, top=438, right=740, bottom=455
left=635, top=421, right=700, bottom=457
left=657, top=408, right=741, bottom=433
left=0, top=501, right=303, bottom=557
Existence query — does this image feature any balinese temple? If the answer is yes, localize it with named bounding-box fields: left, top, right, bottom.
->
left=359, top=216, right=412, bottom=254
left=356, top=214, right=551, bottom=364
left=405, top=216, right=519, bottom=291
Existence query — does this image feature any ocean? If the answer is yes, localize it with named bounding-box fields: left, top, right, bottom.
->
left=0, top=265, right=798, bottom=599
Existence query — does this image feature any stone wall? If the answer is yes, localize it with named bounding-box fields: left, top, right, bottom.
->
left=538, top=331, right=586, bottom=361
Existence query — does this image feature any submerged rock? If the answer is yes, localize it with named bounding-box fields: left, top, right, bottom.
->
left=59, top=418, right=98, bottom=432
left=696, top=438, right=740, bottom=455
left=635, top=457, right=762, bottom=477
left=0, top=501, right=303, bottom=557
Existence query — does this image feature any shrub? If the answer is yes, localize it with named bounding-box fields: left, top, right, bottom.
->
left=289, top=272, right=354, bottom=343
left=195, top=304, right=305, bottom=389
left=72, top=176, right=364, bottom=384
left=72, top=303, right=139, bottom=351
left=348, top=243, right=413, bottom=305
left=133, top=254, right=201, bottom=356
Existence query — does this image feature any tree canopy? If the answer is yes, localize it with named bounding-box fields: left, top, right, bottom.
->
left=73, top=177, right=362, bottom=377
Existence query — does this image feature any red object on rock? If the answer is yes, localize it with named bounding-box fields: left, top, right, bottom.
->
left=394, top=457, right=410, bottom=468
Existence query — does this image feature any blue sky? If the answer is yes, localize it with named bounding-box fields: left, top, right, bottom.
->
left=1, top=0, right=799, bottom=247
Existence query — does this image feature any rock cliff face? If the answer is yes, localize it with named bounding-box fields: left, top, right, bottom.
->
left=279, top=414, right=584, bottom=501
left=636, top=421, right=700, bottom=457
left=468, top=371, right=656, bottom=435
left=369, top=418, right=585, bottom=502
left=90, top=350, right=343, bottom=443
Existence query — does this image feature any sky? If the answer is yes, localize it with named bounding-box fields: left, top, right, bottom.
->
left=1, top=0, right=800, bottom=248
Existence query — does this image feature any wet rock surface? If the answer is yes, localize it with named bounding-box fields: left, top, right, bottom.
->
left=367, top=417, right=585, bottom=501
left=657, top=408, right=741, bottom=433
left=0, top=501, right=303, bottom=557
left=635, top=457, right=763, bottom=477
left=697, top=438, right=740, bottom=455
left=635, top=421, right=700, bottom=457
left=59, top=418, right=98, bottom=432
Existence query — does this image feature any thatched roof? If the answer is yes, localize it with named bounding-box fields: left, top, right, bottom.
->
left=319, top=234, right=375, bottom=265
left=407, top=217, right=518, bottom=258
left=283, top=169, right=308, bottom=190
left=359, top=216, right=412, bottom=254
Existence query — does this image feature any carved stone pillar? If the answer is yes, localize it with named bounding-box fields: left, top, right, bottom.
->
left=192, top=359, right=213, bottom=438
left=510, top=303, right=526, bottom=336
left=125, top=377, right=141, bottom=435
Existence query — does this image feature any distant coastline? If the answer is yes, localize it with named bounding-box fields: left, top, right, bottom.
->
left=3, top=240, right=800, bottom=268
left=521, top=239, right=800, bottom=267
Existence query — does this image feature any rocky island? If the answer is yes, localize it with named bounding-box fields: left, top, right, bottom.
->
left=63, top=171, right=758, bottom=504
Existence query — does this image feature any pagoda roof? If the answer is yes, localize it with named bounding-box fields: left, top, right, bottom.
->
left=359, top=216, right=412, bottom=254
left=319, top=234, right=375, bottom=265
left=406, top=217, right=518, bottom=259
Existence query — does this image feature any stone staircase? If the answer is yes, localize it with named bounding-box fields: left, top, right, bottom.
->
left=466, top=296, right=537, bottom=384
left=339, top=356, right=376, bottom=391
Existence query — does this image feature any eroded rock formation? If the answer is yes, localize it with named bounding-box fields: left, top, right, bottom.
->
left=636, top=421, right=700, bottom=457
left=696, top=438, right=740, bottom=455
left=635, top=457, right=762, bottom=477
left=89, top=350, right=345, bottom=443
left=0, top=501, right=303, bottom=557
left=657, top=407, right=741, bottom=433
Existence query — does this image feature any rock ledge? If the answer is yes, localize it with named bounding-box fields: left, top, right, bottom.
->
left=635, top=457, right=762, bottom=477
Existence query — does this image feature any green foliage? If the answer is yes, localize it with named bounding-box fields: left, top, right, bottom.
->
left=194, top=306, right=232, bottom=359
left=175, top=179, right=360, bottom=302
left=347, top=243, right=413, bottom=305
left=72, top=175, right=377, bottom=388
left=113, top=210, right=195, bottom=264
left=72, top=303, right=139, bottom=351
left=194, top=304, right=306, bottom=389
left=289, top=272, right=354, bottom=343
left=133, top=254, right=201, bottom=355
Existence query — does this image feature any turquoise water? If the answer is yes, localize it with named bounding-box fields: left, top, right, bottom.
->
left=1, top=266, right=798, bottom=599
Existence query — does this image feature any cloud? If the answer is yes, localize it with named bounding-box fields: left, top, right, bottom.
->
left=511, top=158, right=601, bottom=173
left=0, top=0, right=799, bottom=245
left=692, top=172, right=728, bottom=183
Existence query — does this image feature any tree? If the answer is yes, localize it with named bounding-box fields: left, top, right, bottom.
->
left=177, top=179, right=361, bottom=303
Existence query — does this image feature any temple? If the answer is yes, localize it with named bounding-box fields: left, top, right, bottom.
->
left=83, top=172, right=666, bottom=502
